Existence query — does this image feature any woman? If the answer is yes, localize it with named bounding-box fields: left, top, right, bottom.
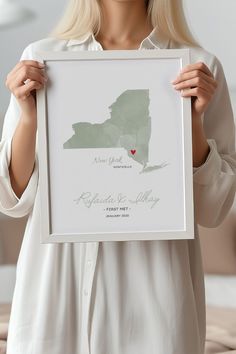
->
left=1, top=0, right=236, bottom=353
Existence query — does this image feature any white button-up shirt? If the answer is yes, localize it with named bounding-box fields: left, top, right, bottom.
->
left=1, top=28, right=236, bottom=354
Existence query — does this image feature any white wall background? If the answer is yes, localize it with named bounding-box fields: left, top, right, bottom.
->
left=184, top=0, right=236, bottom=91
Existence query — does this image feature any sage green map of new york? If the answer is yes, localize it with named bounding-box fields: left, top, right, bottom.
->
left=63, top=89, right=167, bottom=172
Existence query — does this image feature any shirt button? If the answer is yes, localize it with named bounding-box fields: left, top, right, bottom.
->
left=87, top=260, right=92, bottom=267
left=84, top=289, right=88, bottom=296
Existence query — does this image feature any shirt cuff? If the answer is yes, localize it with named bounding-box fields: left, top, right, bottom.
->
left=193, top=139, right=222, bottom=186
left=0, top=138, right=38, bottom=217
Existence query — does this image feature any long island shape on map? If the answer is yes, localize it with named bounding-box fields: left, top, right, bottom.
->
left=63, top=89, right=168, bottom=173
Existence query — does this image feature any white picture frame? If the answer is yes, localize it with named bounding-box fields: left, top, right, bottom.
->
left=36, top=49, right=194, bottom=243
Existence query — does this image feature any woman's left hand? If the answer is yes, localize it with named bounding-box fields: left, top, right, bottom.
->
left=172, top=62, right=218, bottom=119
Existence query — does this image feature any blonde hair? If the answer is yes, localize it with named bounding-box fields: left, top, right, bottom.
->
left=52, top=0, right=199, bottom=47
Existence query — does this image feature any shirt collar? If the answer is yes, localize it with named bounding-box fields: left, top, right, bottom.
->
left=66, top=27, right=169, bottom=49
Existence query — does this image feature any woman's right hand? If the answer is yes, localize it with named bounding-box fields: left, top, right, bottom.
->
left=5, top=60, right=47, bottom=122
left=5, top=60, right=47, bottom=197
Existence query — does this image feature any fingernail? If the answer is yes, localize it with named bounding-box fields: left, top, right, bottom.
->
left=38, top=62, right=45, bottom=67
left=172, top=79, right=179, bottom=85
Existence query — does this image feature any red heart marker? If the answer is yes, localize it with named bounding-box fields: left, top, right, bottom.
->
left=131, top=149, right=136, bottom=155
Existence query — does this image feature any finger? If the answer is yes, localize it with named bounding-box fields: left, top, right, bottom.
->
left=173, top=77, right=216, bottom=95
left=13, top=81, right=44, bottom=100
left=9, top=60, right=45, bottom=77
left=18, top=66, right=47, bottom=85
left=181, top=62, right=213, bottom=77
left=9, top=67, right=47, bottom=89
left=181, top=87, right=212, bottom=100
left=6, top=67, right=46, bottom=91
left=173, top=62, right=213, bottom=84
left=172, top=70, right=217, bottom=87
left=7, top=71, right=46, bottom=92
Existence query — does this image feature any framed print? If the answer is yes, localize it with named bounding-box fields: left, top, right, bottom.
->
left=36, top=49, right=194, bottom=243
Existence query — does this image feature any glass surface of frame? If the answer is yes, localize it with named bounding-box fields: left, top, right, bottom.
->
left=36, top=49, right=194, bottom=243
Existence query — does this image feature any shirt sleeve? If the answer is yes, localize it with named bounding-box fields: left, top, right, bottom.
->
left=0, top=44, right=39, bottom=218
left=193, top=55, right=236, bottom=227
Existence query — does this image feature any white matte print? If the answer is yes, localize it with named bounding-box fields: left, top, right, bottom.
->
left=36, top=49, right=194, bottom=243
